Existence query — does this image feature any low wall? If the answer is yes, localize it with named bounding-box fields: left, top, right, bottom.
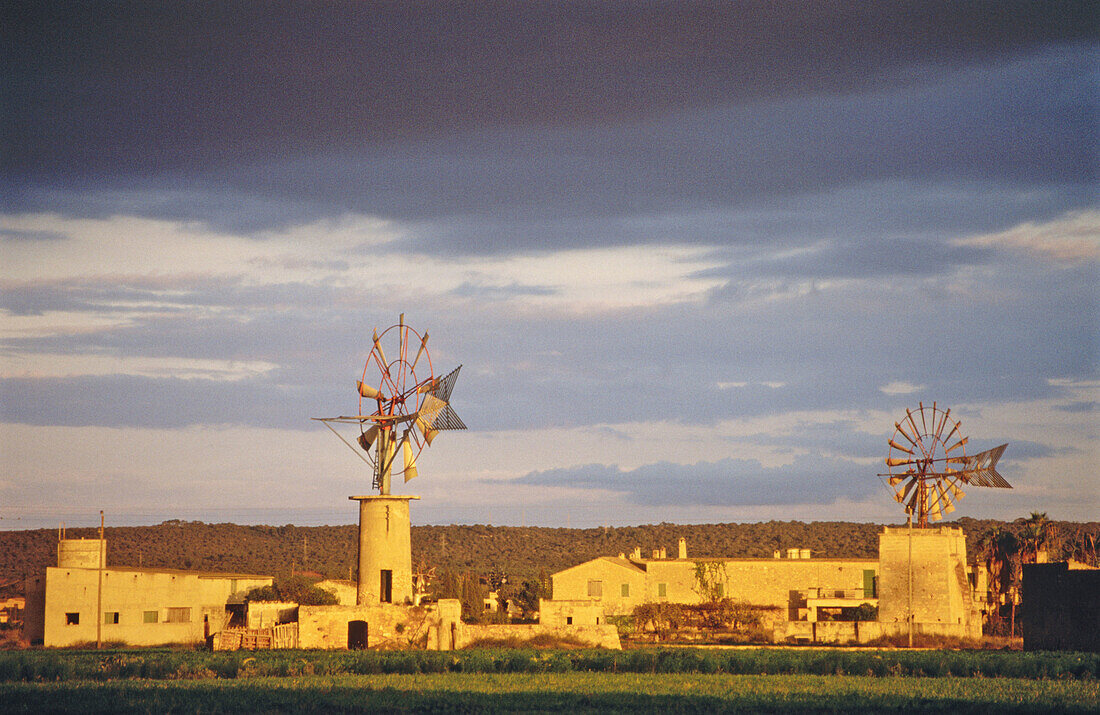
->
left=458, top=623, right=621, bottom=650
left=298, top=599, right=461, bottom=651
left=780, top=619, right=977, bottom=644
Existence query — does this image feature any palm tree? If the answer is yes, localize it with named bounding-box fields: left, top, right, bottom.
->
left=977, top=526, right=1021, bottom=635
left=1066, top=530, right=1098, bottom=567
left=1018, top=512, right=1059, bottom=564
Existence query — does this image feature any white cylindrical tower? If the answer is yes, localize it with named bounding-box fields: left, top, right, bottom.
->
left=350, top=495, right=419, bottom=605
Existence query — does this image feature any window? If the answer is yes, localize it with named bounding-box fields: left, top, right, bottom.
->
left=143, top=610, right=159, bottom=624
left=166, top=607, right=191, bottom=623
left=104, top=612, right=119, bottom=624
left=863, top=569, right=877, bottom=598
left=621, top=583, right=630, bottom=597
left=65, top=612, right=79, bottom=625
left=566, top=616, right=573, bottom=625
left=587, top=579, right=602, bottom=598
left=658, top=583, right=667, bottom=598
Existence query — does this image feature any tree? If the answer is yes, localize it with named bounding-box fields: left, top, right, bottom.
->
left=1066, top=530, right=1098, bottom=567
left=1018, top=512, right=1059, bottom=564
left=246, top=575, right=338, bottom=605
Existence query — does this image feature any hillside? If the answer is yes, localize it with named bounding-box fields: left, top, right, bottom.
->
left=4, top=517, right=1097, bottom=592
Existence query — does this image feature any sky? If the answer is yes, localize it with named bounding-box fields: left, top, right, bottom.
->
left=1, top=1, right=1097, bottom=531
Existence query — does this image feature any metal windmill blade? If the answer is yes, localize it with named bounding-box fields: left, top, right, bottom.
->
left=880, top=402, right=1011, bottom=527
left=313, top=317, right=465, bottom=495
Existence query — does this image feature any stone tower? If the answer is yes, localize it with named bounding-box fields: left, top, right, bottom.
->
left=877, top=525, right=982, bottom=638
left=350, top=495, right=419, bottom=605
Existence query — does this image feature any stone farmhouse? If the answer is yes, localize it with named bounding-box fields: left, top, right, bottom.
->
left=23, top=538, right=272, bottom=648
left=544, top=526, right=986, bottom=643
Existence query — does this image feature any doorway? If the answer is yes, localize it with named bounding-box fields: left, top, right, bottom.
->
left=380, top=569, right=393, bottom=603
left=348, top=620, right=368, bottom=649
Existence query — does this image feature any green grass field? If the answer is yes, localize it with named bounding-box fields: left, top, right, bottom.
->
left=1, top=672, right=1097, bottom=713
left=0, top=648, right=1096, bottom=713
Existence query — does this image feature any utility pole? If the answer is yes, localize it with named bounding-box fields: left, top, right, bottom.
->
left=907, top=508, right=913, bottom=649
left=96, top=511, right=104, bottom=650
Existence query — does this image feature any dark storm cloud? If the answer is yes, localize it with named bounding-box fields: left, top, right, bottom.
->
left=0, top=374, right=327, bottom=429
left=3, top=2, right=1095, bottom=233
left=514, top=455, right=871, bottom=507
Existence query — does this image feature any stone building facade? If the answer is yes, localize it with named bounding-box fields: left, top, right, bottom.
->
left=24, top=539, right=271, bottom=647
left=547, top=526, right=985, bottom=642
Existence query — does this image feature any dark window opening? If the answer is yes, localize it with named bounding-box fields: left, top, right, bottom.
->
left=566, top=616, right=573, bottom=625
left=65, top=612, right=79, bottom=625
left=104, top=612, right=119, bottom=624
left=380, top=570, right=393, bottom=603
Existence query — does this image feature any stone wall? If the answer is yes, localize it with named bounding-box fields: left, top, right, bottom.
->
left=298, top=598, right=461, bottom=650
left=538, top=598, right=607, bottom=627
left=457, top=622, right=621, bottom=650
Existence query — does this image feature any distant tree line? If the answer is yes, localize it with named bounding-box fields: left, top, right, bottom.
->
left=2, top=517, right=1096, bottom=604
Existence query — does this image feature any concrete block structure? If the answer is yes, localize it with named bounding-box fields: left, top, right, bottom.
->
left=877, top=526, right=981, bottom=639
left=24, top=539, right=272, bottom=647
left=315, top=579, right=358, bottom=606
left=1022, top=561, right=1100, bottom=652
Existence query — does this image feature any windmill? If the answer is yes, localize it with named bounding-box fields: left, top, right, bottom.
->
left=880, top=402, right=1010, bottom=527
left=314, top=314, right=465, bottom=494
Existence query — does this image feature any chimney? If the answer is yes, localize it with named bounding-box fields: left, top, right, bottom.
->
left=632, top=546, right=642, bottom=559
left=659, top=547, right=667, bottom=559
left=618, top=552, right=625, bottom=559
left=678, top=537, right=687, bottom=559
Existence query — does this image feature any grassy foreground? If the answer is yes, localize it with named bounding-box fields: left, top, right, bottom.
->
left=1, top=672, right=1098, bottom=713
left=2, top=647, right=1097, bottom=680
